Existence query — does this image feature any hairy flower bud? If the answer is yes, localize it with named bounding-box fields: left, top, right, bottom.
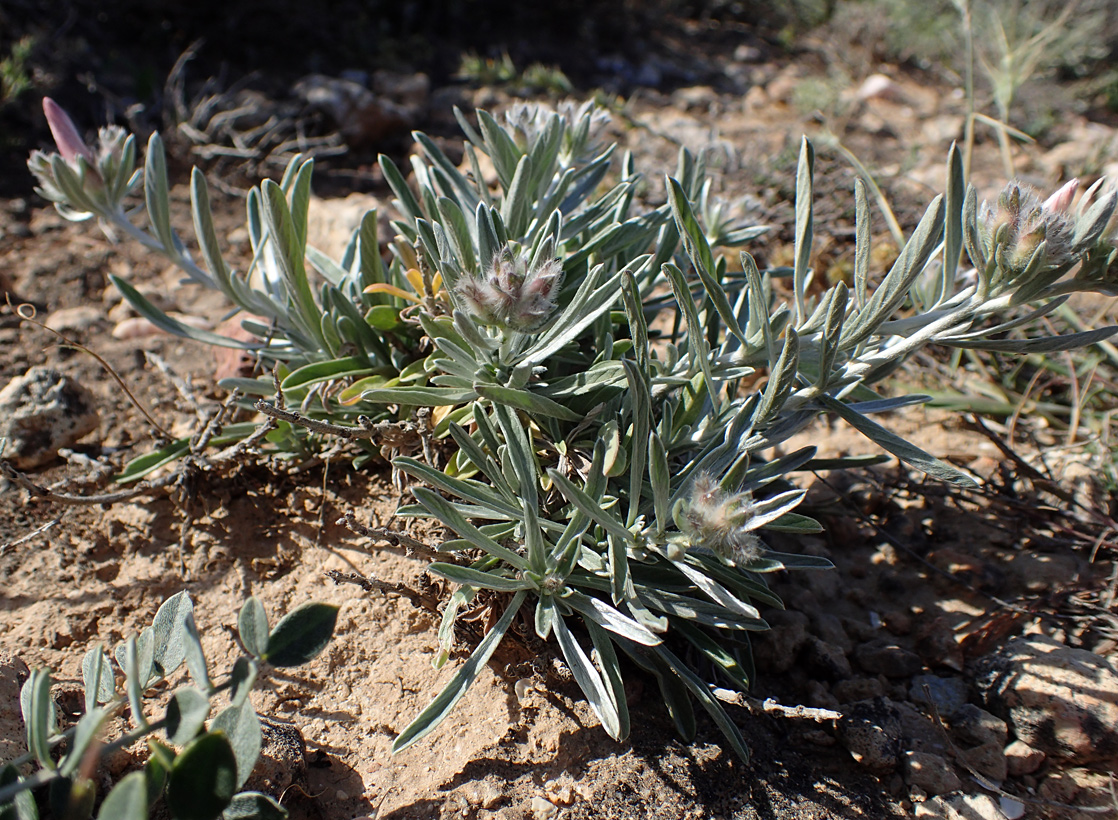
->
left=981, top=181, right=1074, bottom=275
left=43, top=97, right=94, bottom=164
left=681, top=474, right=762, bottom=565
left=455, top=248, right=563, bottom=332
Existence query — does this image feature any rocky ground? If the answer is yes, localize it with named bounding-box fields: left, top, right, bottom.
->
left=3, top=4, right=1118, bottom=819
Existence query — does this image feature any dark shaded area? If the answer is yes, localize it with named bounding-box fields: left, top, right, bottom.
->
left=0, top=0, right=803, bottom=196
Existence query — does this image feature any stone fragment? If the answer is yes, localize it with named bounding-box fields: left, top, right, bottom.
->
left=752, top=610, right=808, bottom=674
left=957, top=740, right=1007, bottom=782
left=833, top=676, right=884, bottom=704
left=812, top=613, right=853, bottom=654
left=44, top=306, right=101, bottom=332
left=0, top=652, right=30, bottom=766
left=837, top=697, right=902, bottom=774
left=1003, top=739, right=1044, bottom=776
left=903, top=750, right=961, bottom=795
left=951, top=704, right=1008, bottom=748
left=802, top=636, right=852, bottom=681
left=244, top=719, right=306, bottom=795
left=975, top=635, right=1118, bottom=761
left=910, top=674, right=968, bottom=719
left=294, top=74, right=421, bottom=147
left=0, top=367, right=99, bottom=469
left=855, top=639, right=923, bottom=678
left=856, top=74, right=906, bottom=103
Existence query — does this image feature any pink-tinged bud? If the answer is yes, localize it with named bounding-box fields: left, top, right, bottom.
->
left=43, top=97, right=94, bottom=164
left=1042, top=178, right=1078, bottom=214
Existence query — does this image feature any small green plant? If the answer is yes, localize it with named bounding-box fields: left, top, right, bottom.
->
left=23, top=97, right=1118, bottom=762
left=0, top=36, right=34, bottom=106
left=456, top=51, right=573, bottom=95
left=0, top=591, right=338, bottom=819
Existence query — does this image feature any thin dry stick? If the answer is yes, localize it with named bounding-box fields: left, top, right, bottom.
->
left=0, top=515, right=64, bottom=554
left=324, top=569, right=442, bottom=614
left=336, top=511, right=446, bottom=563
left=8, top=299, right=171, bottom=440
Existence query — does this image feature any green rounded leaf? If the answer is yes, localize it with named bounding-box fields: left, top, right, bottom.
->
left=1, top=762, right=39, bottom=820
left=97, top=771, right=147, bottom=820
left=237, top=598, right=269, bottom=660
left=221, top=792, right=287, bottom=820
left=365, top=305, right=402, bottom=330
left=167, top=731, right=238, bottom=820
left=262, top=603, right=339, bottom=668
left=211, top=705, right=261, bottom=789
left=151, top=591, right=195, bottom=676
left=165, top=687, right=210, bottom=746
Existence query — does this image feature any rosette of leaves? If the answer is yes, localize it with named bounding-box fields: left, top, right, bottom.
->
left=375, top=137, right=1118, bottom=760
left=0, top=592, right=338, bottom=820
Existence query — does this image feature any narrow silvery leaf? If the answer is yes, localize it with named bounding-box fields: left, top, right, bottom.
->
left=940, top=143, right=965, bottom=304
left=121, top=636, right=149, bottom=730
left=96, top=771, right=147, bottom=820
left=82, top=646, right=114, bottom=713
left=793, top=136, right=815, bottom=326
left=182, top=612, right=212, bottom=694
left=437, top=197, right=477, bottom=275
left=165, top=687, right=210, bottom=746
left=548, top=470, right=635, bottom=546
left=553, top=610, right=622, bottom=739
left=562, top=590, right=661, bottom=646
left=961, top=185, right=986, bottom=272
left=816, top=282, right=849, bottom=389
left=59, top=706, right=109, bottom=778
left=211, top=704, right=262, bottom=789
left=534, top=595, right=558, bottom=641
left=378, top=154, right=423, bottom=220
left=854, top=178, right=870, bottom=310
left=620, top=271, right=649, bottom=373
left=144, top=133, right=186, bottom=269
left=622, top=359, right=651, bottom=528
left=151, top=591, right=194, bottom=676
left=666, top=177, right=748, bottom=347
left=500, top=153, right=534, bottom=237
left=111, top=276, right=253, bottom=349
left=753, top=329, right=799, bottom=428
left=190, top=169, right=237, bottom=301
left=1072, top=189, right=1118, bottom=252
left=636, top=588, right=767, bottom=631
left=819, top=394, right=977, bottom=486
left=22, top=669, right=55, bottom=770
left=426, top=562, right=530, bottom=592
left=650, top=644, right=750, bottom=762
left=474, top=385, right=581, bottom=422
left=738, top=489, right=807, bottom=533
left=393, top=591, right=526, bottom=752
left=396, top=457, right=522, bottom=520
left=477, top=110, right=522, bottom=190
left=672, top=561, right=760, bottom=619
left=494, top=404, right=538, bottom=513
left=238, top=598, right=269, bottom=660
left=672, top=620, right=751, bottom=692
left=585, top=619, right=633, bottom=746
left=939, top=326, right=1118, bottom=353
left=410, top=486, right=527, bottom=569
left=263, top=603, right=339, bottom=668
left=663, top=263, right=717, bottom=405
left=649, top=432, right=670, bottom=533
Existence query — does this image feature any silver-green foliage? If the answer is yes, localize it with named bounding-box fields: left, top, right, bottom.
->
left=0, top=592, right=338, bottom=820
left=27, top=99, right=1118, bottom=761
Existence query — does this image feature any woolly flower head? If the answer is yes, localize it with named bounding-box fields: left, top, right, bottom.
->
left=980, top=181, right=1074, bottom=274
left=503, top=100, right=610, bottom=167
left=682, top=474, right=762, bottom=565
left=454, top=247, right=563, bottom=332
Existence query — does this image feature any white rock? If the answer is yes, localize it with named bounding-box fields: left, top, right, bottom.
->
left=0, top=367, right=99, bottom=469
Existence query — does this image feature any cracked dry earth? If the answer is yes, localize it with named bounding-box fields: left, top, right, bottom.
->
left=4, top=68, right=1118, bottom=820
